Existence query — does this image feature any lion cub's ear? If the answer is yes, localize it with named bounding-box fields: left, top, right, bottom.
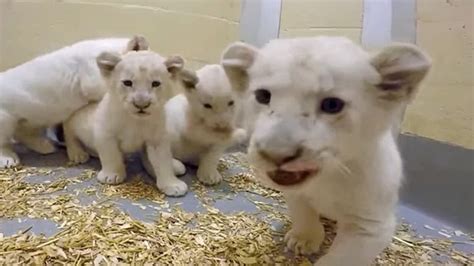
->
left=221, top=42, right=259, bottom=93
left=178, top=69, right=199, bottom=90
left=96, top=52, right=121, bottom=76
left=164, top=55, right=185, bottom=75
left=125, top=35, right=149, bottom=52
left=371, top=43, right=431, bottom=102
left=163, top=55, right=198, bottom=90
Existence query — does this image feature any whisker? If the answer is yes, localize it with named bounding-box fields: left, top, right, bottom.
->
left=312, top=148, right=353, bottom=177
left=333, top=157, right=353, bottom=177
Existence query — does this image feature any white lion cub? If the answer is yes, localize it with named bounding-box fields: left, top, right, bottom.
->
left=63, top=42, right=198, bottom=197
left=143, top=64, right=246, bottom=185
left=0, top=36, right=147, bottom=168
left=221, top=37, right=431, bottom=265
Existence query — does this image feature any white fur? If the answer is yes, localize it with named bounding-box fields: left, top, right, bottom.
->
left=63, top=46, right=195, bottom=197
left=143, top=64, right=246, bottom=185
left=0, top=37, right=134, bottom=168
left=222, top=36, right=431, bottom=265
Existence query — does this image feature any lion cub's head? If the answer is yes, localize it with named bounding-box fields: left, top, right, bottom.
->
left=183, top=64, right=238, bottom=134
left=222, top=36, right=431, bottom=191
left=96, top=36, right=198, bottom=118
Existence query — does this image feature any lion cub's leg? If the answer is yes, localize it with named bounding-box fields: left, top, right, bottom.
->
left=230, top=128, right=248, bottom=145
left=284, top=193, right=325, bottom=255
left=15, top=124, right=56, bottom=155
left=141, top=152, right=187, bottom=177
left=63, top=120, right=90, bottom=165
left=0, top=110, right=20, bottom=168
left=314, top=217, right=395, bottom=266
left=172, top=158, right=186, bottom=176
left=194, top=129, right=245, bottom=185
left=196, top=146, right=225, bottom=185
left=95, top=136, right=126, bottom=184
left=146, top=140, right=187, bottom=197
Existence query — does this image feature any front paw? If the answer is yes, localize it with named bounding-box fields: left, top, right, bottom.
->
left=0, top=152, right=20, bottom=168
left=172, top=159, right=186, bottom=176
left=284, top=226, right=324, bottom=255
left=97, top=170, right=126, bottom=184
left=157, top=179, right=188, bottom=197
left=232, top=128, right=248, bottom=144
left=30, top=138, right=56, bottom=155
left=197, top=167, right=222, bottom=185
left=67, top=148, right=90, bottom=165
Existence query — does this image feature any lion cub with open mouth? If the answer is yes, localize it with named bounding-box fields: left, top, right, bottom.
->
left=222, top=37, right=431, bottom=265
left=63, top=38, right=197, bottom=197
left=142, top=64, right=246, bottom=185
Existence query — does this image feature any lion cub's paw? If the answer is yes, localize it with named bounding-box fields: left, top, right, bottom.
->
left=232, top=128, right=248, bottom=144
left=197, top=167, right=222, bottom=185
left=97, top=170, right=126, bottom=184
left=284, top=226, right=324, bottom=255
left=172, top=159, right=187, bottom=176
left=0, top=152, right=20, bottom=168
left=29, top=138, right=56, bottom=155
left=158, top=179, right=188, bottom=197
left=67, top=148, right=90, bottom=165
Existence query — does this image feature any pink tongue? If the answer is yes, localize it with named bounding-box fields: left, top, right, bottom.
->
left=280, top=160, right=318, bottom=172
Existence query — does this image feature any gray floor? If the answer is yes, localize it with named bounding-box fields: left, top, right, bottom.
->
left=399, top=134, right=474, bottom=232
left=1, top=146, right=287, bottom=238
left=1, top=146, right=473, bottom=262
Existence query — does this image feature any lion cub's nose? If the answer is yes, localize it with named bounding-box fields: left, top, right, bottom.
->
left=257, top=145, right=303, bottom=166
left=133, top=100, right=151, bottom=110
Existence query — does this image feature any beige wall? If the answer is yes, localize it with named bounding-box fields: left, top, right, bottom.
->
left=279, top=0, right=363, bottom=43
left=0, top=2, right=5, bottom=58
left=2, top=0, right=472, bottom=149
left=402, top=0, right=473, bottom=149
left=0, top=0, right=241, bottom=71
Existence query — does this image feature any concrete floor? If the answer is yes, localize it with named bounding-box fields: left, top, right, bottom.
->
left=1, top=146, right=287, bottom=237
left=1, top=146, right=473, bottom=262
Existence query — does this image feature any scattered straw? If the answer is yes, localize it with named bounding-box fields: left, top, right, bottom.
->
left=101, top=175, right=166, bottom=205
left=0, top=153, right=472, bottom=265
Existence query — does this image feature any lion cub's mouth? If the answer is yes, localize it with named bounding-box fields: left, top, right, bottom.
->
left=266, top=160, right=319, bottom=186
left=267, top=169, right=317, bottom=186
left=211, top=126, right=233, bottom=134
left=136, top=110, right=150, bottom=116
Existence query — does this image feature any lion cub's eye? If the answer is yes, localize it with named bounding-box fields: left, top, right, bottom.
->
left=228, top=101, right=234, bottom=107
left=122, top=80, right=133, bottom=87
left=203, top=103, right=212, bottom=109
left=255, top=89, right=271, bottom=105
left=151, top=81, right=161, bottom=88
left=320, top=97, right=345, bottom=114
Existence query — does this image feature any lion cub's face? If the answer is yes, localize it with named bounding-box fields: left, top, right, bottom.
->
left=97, top=38, right=196, bottom=118
left=222, top=37, right=431, bottom=191
left=185, top=64, right=237, bottom=133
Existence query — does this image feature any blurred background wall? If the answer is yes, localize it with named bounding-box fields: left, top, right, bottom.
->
left=0, top=0, right=472, bottom=149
